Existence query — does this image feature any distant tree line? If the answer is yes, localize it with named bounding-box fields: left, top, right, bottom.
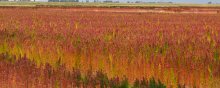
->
left=0, top=0, right=32, bottom=1
left=48, top=0, right=79, bottom=2
left=0, top=0, right=8, bottom=1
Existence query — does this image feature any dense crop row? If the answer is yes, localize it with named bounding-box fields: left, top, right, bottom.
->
left=0, top=8, right=220, bottom=87
left=0, top=53, right=167, bottom=88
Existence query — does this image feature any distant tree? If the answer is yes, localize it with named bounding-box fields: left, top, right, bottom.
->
left=0, top=0, right=9, bottom=1
left=49, top=0, right=79, bottom=2
left=49, top=0, right=59, bottom=2
left=208, top=1, right=212, bottom=4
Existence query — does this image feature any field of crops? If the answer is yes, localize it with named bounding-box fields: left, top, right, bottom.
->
left=0, top=7, right=220, bottom=88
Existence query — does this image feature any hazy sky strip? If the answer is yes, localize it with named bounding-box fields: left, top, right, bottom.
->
left=30, top=0, right=220, bottom=4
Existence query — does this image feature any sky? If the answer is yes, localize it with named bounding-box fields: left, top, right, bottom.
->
left=33, top=0, right=220, bottom=4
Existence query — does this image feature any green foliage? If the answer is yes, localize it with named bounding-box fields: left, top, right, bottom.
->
left=162, top=42, right=169, bottom=56
left=157, top=80, right=166, bottom=88
left=149, top=78, right=166, bottom=88
left=170, top=68, right=177, bottom=87
left=119, top=78, right=130, bottom=88
left=0, top=42, right=8, bottom=54
left=132, top=79, right=140, bottom=88
left=133, top=78, right=150, bottom=88
left=149, top=78, right=157, bottom=88
left=214, top=49, right=219, bottom=61
left=140, top=78, right=148, bottom=88
left=104, top=33, right=113, bottom=42
left=96, top=71, right=109, bottom=88
left=145, top=46, right=151, bottom=58
left=55, top=58, right=62, bottom=68
left=73, top=36, right=81, bottom=48
left=0, top=52, right=15, bottom=63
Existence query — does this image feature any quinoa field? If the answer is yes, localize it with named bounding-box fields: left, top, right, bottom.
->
left=0, top=7, right=220, bottom=88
